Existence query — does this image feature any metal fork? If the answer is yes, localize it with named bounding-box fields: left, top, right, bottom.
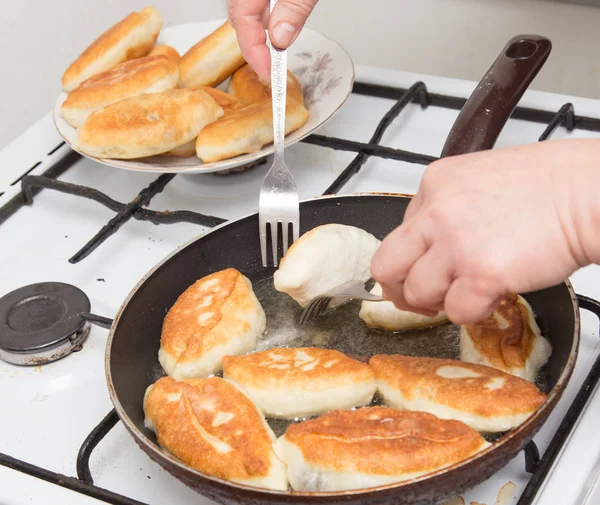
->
left=258, top=0, right=300, bottom=267
left=299, top=280, right=384, bottom=325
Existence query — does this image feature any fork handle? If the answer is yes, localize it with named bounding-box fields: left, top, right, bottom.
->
left=269, top=0, right=287, bottom=165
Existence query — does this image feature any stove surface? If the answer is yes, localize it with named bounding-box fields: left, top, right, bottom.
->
left=1, top=65, right=600, bottom=505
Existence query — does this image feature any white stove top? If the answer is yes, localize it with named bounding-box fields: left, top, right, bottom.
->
left=1, top=65, right=600, bottom=505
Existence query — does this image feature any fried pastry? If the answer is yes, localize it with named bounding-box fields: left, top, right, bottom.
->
left=158, top=268, right=266, bottom=380
left=148, top=44, right=181, bottom=62
left=370, top=354, right=547, bottom=433
left=163, top=88, right=243, bottom=157
left=164, top=140, right=197, bottom=158
left=144, top=376, right=287, bottom=490
left=178, top=21, right=245, bottom=88
left=195, top=96, right=309, bottom=163
left=228, top=63, right=304, bottom=105
left=61, top=55, right=178, bottom=128
left=196, top=87, right=244, bottom=114
left=274, top=407, right=489, bottom=491
left=273, top=224, right=381, bottom=308
left=61, top=7, right=162, bottom=91
left=222, top=347, right=376, bottom=419
left=460, top=294, right=552, bottom=382
left=77, top=88, right=223, bottom=159
left=359, top=282, right=448, bottom=331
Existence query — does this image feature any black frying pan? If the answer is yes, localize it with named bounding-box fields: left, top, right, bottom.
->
left=105, top=35, right=580, bottom=505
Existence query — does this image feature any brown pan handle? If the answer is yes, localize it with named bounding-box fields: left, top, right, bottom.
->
left=440, top=35, right=552, bottom=158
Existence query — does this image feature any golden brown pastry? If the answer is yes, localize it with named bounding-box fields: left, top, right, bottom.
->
left=163, top=141, right=197, bottom=158
left=228, top=63, right=304, bottom=105
left=195, top=97, right=309, bottom=162
left=144, top=376, right=287, bottom=490
left=178, top=21, right=245, bottom=88
left=76, top=88, right=223, bottom=159
left=222, top=347, right=376, bottom=419
left=148, top=44, right=181, bottom=63
left=61, top=7, right=162, bottom=91
left=195, top=87, right=244, bottom=114
left=460, top=294, right=552, bottom=382
left=274, top=407, right=490, bottom=491
left=158, top=268, right=266, bottom=380
left=163, top=88, right=243, bottom=158
left=370, top=354, right=547, bottom=433
left=60, top=55, right=178, bottom=128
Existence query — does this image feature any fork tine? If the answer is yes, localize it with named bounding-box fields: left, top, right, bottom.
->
left=271, top=222, right=280, bottom=267
left=299, top=302, right=312, bottom=325
left=292, top=221, right=299, bottom=242
left=259, top=215, right=268, bottom=268
left=299, top=304, right=311, bottom=325
left=316, top=297, right=330, bottom=318
left=298, top=280, right=385, bottom=326
left=300, top=296, right=330, bottom=325
left=282, top=222, right=290, bottom=256
left=300, top=297, right=321, bottom=325
left=301, top=298, right=320, bottom=324
left=310, top=298, right=329, bottom=323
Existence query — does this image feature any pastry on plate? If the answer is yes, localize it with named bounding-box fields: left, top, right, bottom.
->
left=144, top=376, right=287, bottom=490
left=460, top=294, right=552, bottom=382
left=359, top=282, right=448, bottom=331
left=370, top=354, right=547, bottom=433
left=273, top=224, right=381, bottom=308
left=195, top=96, right=309, bottom=163
left=148, top=44, right=181, bottom=62
left=61, top=7, right=162, bottom=91
left=164, top=88, right=243, bottom=157
left=228, top=63, right=304, bottom=105
left=60, top=55, right=178, bottom=128
left=158, top=268, right=266, bottom=380
left=178, top=21, right=245, bottom=88
left=76, top=88, right=223, bottom=159
left=196, top=87, right=244, bottom=114
left=163, top=140, right=198, bottom=158
left=222, top=347, right=376, bottom=419
left=274, top=407, right=490, bottom=491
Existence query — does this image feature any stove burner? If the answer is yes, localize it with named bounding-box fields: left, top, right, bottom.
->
left=0, top=282, right=91, bottom=366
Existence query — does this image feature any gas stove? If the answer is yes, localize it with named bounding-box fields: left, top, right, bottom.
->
left=1, top=64, right=600, bottom=505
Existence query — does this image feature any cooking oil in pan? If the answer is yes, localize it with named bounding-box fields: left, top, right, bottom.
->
left=254, top=277, right=461, bottom=360
left=254, top=277, right=464, bottom=438
left=253, top=277, right=546, bottom=443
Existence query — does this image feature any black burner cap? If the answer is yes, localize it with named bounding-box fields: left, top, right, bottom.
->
left=0, top=282, right=91, bottom=365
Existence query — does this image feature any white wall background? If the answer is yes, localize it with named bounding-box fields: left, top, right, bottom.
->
left=1, top=0, right=600, bottom=149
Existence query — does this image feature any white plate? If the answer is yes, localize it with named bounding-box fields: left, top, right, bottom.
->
left=53, top=19, right=355, bottom=174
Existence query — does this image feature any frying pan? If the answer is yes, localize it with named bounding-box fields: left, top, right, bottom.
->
left=106, top=35, right=580, bottom=505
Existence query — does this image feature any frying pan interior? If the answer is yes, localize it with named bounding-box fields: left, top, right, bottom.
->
left=108, top=194, right=576, bottom=444
left=106, top=33, right=576, bottom=504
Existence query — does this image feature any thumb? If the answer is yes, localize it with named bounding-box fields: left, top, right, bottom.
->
left=268, top=0, right=319, bottom=49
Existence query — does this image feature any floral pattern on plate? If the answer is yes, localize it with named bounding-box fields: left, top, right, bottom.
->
left=293, top=51, right=344, bottom=107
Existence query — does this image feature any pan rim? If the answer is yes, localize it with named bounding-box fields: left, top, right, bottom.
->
left=104, top=191, right=581, bottom=498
